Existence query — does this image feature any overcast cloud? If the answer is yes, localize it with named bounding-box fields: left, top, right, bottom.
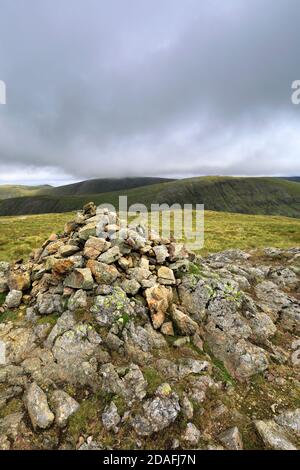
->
left=0, top=0, right=300, bottom=185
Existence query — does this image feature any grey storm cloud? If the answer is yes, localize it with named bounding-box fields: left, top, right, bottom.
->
left=0, top=0, right=300, bottom=184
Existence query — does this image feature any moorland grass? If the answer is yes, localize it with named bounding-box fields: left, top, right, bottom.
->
left=0, top=209, right=299, bottom=262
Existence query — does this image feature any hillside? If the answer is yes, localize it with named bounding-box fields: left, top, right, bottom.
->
left=0, top=177, right=300, bottom=217
left=39, top=177, right=174, bottom=197
left=280, top=177, right=300, bottom=183
left=0, top=184, right=52, bottom=200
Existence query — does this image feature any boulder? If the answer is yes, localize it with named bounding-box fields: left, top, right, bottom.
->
left=145, top=284, right=173, bottom=329
left=24, top=382, right=54, bottom=430
left=157, top=266, right=176, bottom=285
left=6, top=290, right=22, bottom=309
left=102, top=402, right=121, bottom=432
left=181, top=422, right=201, bottom=446
left=254, top=419, right=297, bottom=450
left=218, top=426, right=243, bottom=450
left=50, top=390, right=79, bottom=427
left=64, top=268, right=94, bottom=290
left=87, top=260, right=120, bottom=284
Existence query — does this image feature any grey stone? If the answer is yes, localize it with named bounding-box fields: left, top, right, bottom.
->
left=153, top=245, right=169, bottom=264
left=50, top=390, right=79, bottom=427
left=218, top=426, right=243, bottom=450
left=68, top=289, right=87, bottom=311
left=64, top=268, right=94, bottom=290
left=132, top=388, right=180, bottom=436
left=98, top=246, right=121, bottom=264
left=6, top=290, right=22, bottom=309
left=274, top=409, right=300, bottom=437
left=254, top=420, right=297, bottom=450
left=102, top=402, right=121, bottom=432
left=36, top=292, right=63, bottom=315
left=171, top=307, right=199, bottom=336
left=181, top=422, right=201, bottom=446
left=121, top=279, right=141, bottom=295
left=24, top=382, right=54, bottom=430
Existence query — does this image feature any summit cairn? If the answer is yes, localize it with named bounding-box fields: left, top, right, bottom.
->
left=0, top=202, right=299, bottom=450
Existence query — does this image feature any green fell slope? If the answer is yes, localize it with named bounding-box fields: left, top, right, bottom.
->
left=40, top=176, right=174, bottom=197
left=0, top=184, right=52, bottom=200
left=0, top=176, right=299, bottom=217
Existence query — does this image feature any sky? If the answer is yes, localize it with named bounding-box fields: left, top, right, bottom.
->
left=0, top=0, right=300, bottom=185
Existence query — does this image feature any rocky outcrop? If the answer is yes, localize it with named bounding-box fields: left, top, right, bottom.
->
left=0, top=204, right=299, bottom=450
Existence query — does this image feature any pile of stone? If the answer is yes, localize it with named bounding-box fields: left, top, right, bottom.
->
left=0, top=202, right=299, bottom=450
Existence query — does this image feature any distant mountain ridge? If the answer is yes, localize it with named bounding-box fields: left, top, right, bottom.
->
left=0, top=176, right=299, bottom=218
left=40, top=177, right=174, bottom=196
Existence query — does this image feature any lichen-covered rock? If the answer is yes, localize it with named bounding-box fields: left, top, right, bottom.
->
left=91, top=287, right=134, bottom=327
left=8, top=271, right=31, bottom=292
left=52, top=323, right=102, bottom=385
left=132, top=386, right=180, bottom=436
left=153, top=245, right=169, bottom=264
left=0, top=412, right=24, bottom=439
left=157, top=266, right=176, bottom=285
left=121, top=279, right=140, bottom=295
left=0, top=325, right=37, bottom=364
left=102, top=402, right=121, bottom=432
left=84, top=237, right=110, bottom=259
left=78, top=223, right=97, bottom=241
left=98, top=246, right=121, bottom=264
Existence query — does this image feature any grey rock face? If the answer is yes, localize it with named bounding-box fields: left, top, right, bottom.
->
left=45, top=311, right=76, bottom=348
left=100, top=363, right=147, bottom=404
left=24, top=382, right=54, bottom=430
